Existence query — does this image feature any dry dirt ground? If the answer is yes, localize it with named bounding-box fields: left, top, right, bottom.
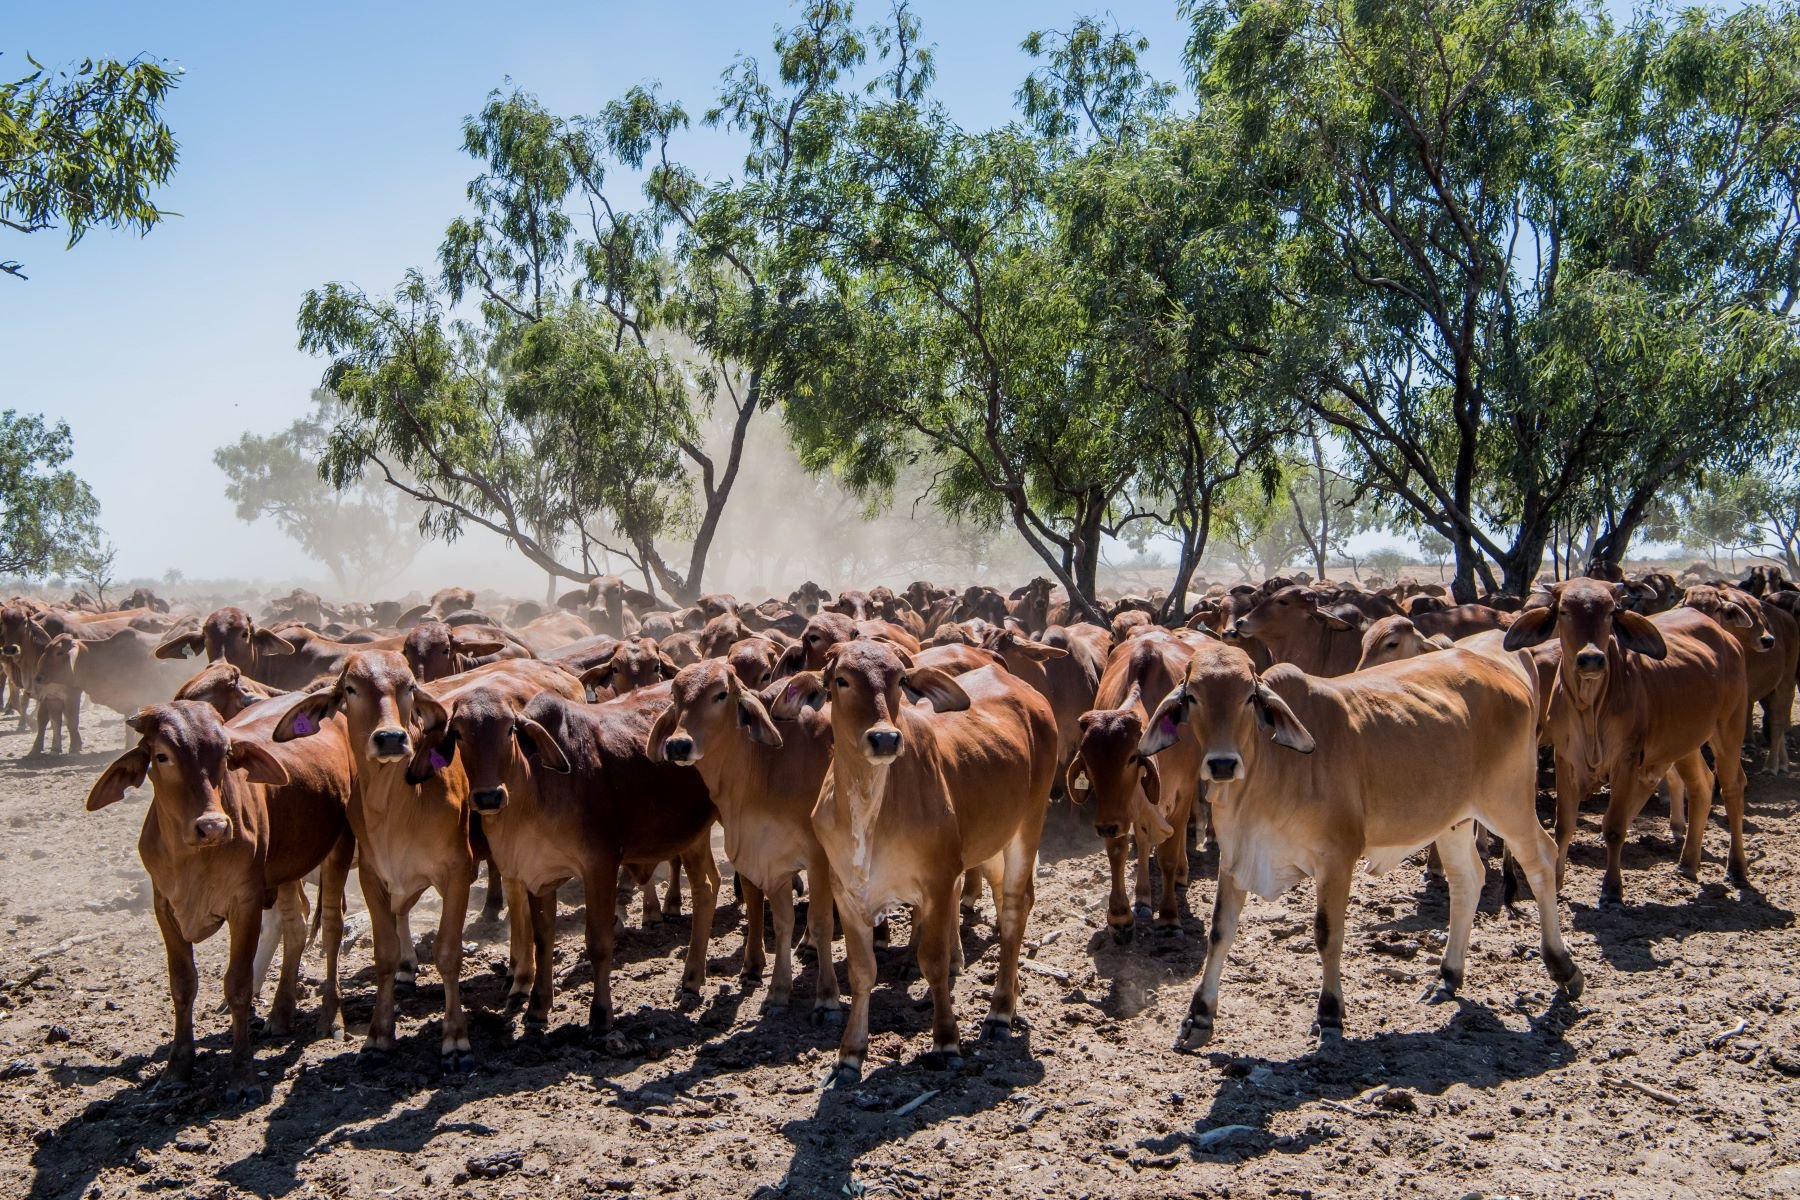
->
left=2, top=714, right=1798, bottom=1200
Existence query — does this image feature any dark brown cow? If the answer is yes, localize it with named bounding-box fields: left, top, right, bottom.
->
left=85, top=701, right=353, bottom=1101
left=1504, top=580, right=1751, bottom=902
left=1678, top=585, right=1799, bottom=777
left=400, top=620, right=526, bottom=683
left=811, top=640, right=1057, bottom=1086
left=788, top=581, right=832, bottom=617
left=1410, top=603, right=1511, bottom=641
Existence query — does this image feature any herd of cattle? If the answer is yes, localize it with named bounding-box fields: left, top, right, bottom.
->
left=2, top=561, right=1793, bottom=1103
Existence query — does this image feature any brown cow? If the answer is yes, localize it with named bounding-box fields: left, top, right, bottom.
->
left=85, top=701, right=354, bottom=1101
left=1139, top=641, right=1581, bottom=1049
left=1355, top=615, right=1455, bottom=671
left=648, top=660, right=840, bottom=1018
left=1504, top=580, right=1751, bottom=902
left=273, top=651, right=482, bottom=1070
left=32, top=628, right=196, bottom=752
left=782, top=613, right=922, bottom=673
left=1233, top=585, right=1365, bottom=676
left=1678, top=585, right=1799, bottom=777
left=400, top=620, right=525, bottom=683
left=811, top=640, right=1057, bottom=1086
left=510, top=610, right=594, bottom=656
left=1067, top=629, right=1207, bottom=938
left=154, top=607, right=299, bottom=679
left=1410, top=603, right=1511, bottom=641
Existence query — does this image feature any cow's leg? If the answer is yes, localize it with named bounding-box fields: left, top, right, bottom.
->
left=1665, top=767, right=1689, bottom=840
left=633, top=863, right=663, bottom=926
left=1551, top=755, right=1590, bottom=888
left=223, top=904, right=263, bottom=1103
left=434, top=871, right=475, bottom=1072
left=740, top=876, right=768, bottom=987
left=804, top=850, right=841, bottom=1023
left=829, top=891, right=878, bottom=1087
left=1312, top=864, right=1353, bottom=1043
left=316, top=834, right=352, bottom=1039
left=503, top=877, right=533, bottom=1012
left=250, top=903, right=282, bottom=1010
left=265, top=882, right=308, bottom=1037
left=525, top=887, right=557, bottom=1027
left=1103, top=833, right=1133, bottom=941
left=1131, top=827, right=1154, bottom=924
left=29, top=700, right=48, bottom=756
left=960, top=866, right=984, bottom=919
left=1672, top=751, right=1714, bottom=880
left=664, top=855, right=685, bottom=919
left=585, top=853, right=623, bottom=1033
left=984, top=833, right=1038, bottom=1040
left=915, top=889, right=962, bottom=1070
left=1424, top=822, right=1481, bottom=1004
left=360, top=871, right=401, bottom=1056
left=764, top=871, right=801, bottom=1011
left=478, top=855, right=505, bottom=922
left=1714, top=719, right=1752, bottom=885
left=1599, top=774, right=1657, bottom=907
left=677, top=842, right=718, bottom=998
left=1767, top=680, right=1795, bottom=775
left=1153, top=787, right=1196, bottom=932
left=152, top=891, right=199, bottom=1087
left=65, top=694, right=82, bottom=755
left=394, top=904, right=418, bottom=990
left=1177, top=872, right=1246, bottom=1051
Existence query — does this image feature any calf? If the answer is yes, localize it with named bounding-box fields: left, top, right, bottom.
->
left=1504, top=580, right=1751, bottom=901
left=32, top=628, right=196, bottom=753
left=1140, top=642, right=1581, bottom=1049
left=648, top=660, right=840, bottom=1018
left=273, top=650, right=482, bottom=1070
left=1068, top=629, right=1207, bottom=939
left=1233, top=585, right=1365, bottom=676
left=813, top=640, right=1057, bottom=1086
left=85, top=702, right=353, bottom=1100
left=1355, top=615, right=1454, bottom=670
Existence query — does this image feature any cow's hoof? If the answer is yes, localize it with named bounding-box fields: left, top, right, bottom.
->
left=1155, top=923, right=1184, bottom=940
left=1110, top=923, right=1135, bottom=945
left=1312, top=1024, right=1343, bottom=1046
left=151, top=1072, right=192, bottom=1094
left=523, top=1012, right=550, bottom=1032
left=441, top=1051, right=477, bottom=1075
left=826, top=1061, right=861, bottom=1089
left=356, top=1047, right=388, bottom=1071
left=1419, top=982, right=1457, bottom=1006
left=1558, top=965, right=1586, bottom=1001
left=1597, top=883, right=1625, bottom=909
left=504, top=992, right=528, bottom=1015
left=1132, top=902, right=1153, bottom=923
left=921, top=1049, right=964, bottom=1073
left=981, top=1017, right=1013, bottom=1042
left=741, top=968, right=765, bottom=986
left=225, top=1081, right=265, bottom=1107
left=811, top=1006, right=846, bottom=1028
left=1174, top=1018, right=1213, bottom=1052
left=1676, top=862, right=1699, bottom=882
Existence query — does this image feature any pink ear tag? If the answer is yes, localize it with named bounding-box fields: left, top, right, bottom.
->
left=291, top=713, right=316, bottom=736
left=428, top=748, right=450, bottom=771
left=1157, top=713, right=1178, bottom=739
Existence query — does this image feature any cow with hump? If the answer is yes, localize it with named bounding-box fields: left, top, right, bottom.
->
left=811, top=639, right=1057, bottom=1087
left=1139, top=638, right=1582, bottom=1051
left=1503, top=578, right=1752, bottom=902
left=85, top=700, right=354, bottom=1102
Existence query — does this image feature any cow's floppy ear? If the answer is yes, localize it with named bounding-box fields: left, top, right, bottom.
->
left=252, top=628, right=295, bottom=657
left=154, top=630, right=204, bottom=660
left=397, top=604, right=431, bottom=629
left=1718, top=601, right=1756, bottom=629
left=412, top=688, right=450, bottom=736
left=1502, top=603, right=1558, bottom=651
left=1253, top=681, right=1315, bottom=753
left=645, top=701, right=679, bottom=764
left=272, top=685, right=340, bottom=742
left=516, top=717, right=570, bottom=773
left=901, top=666, right=970, bottom=713
left=1131, top=754, right=1175, bottom=843
left=405, top=725, right=457, bottom=784
left=773, top=641, right=807, bottom=679
left=86, top=747, right=151, bottom=811
left=1316, top=607, right=1357, bottom=631
left=763, top=671, right=826, bottom=718
left=1138, top=684, right=1190, bottom=757
left=453, top=637, right=507, bottom=658
left=1064, top=752, right=1091, bottom=804
left=577, top=663, right=613, bottom=703
left=1425, top=634, right=1456, bottom=651
left=1615, top=610, right=1668, bottom=659
left=735, top=688, right=784, bottom=748
left=657, top=653, right=680, bottom=679
left=125, top=706, right=160, bottom=735
left=997, top=633, right=1067, bottom=661
left=227, top=737, right=291, bottom=787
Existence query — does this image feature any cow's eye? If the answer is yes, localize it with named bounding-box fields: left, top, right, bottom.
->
left=155, top=752, right=170, bottom=764
left=713, top=691, right=728, bottom=704
left=835, top=677, right=849, bottom=689
left=807, top=634, right=819, bottom=643
left=344, top=685, right=357, bottom=697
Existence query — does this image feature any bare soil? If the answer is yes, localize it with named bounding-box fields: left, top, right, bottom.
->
left=2, top=714, right=1797, bottom=1200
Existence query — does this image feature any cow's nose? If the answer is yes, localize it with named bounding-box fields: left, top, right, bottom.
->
left=0, top=644, right=16, bottom=657
left=1574, top=649, right=1606, bottom=672
left=192, top=813, right=231, bottom=846
left=865, top=728, right=901, bottom=758
left=662, top=735, right=695, bottom=764
left=1762, top=634, right=1776, bottom=650
left=470, top=786, right=507, bottom=813
left=1206, top=754, right=1241, bottom=781
left=1095, top=822, right=1122, bottom=839
left=1232, top=618, right=1247, bottom=634
left=371, top=728, right=411, bottom=758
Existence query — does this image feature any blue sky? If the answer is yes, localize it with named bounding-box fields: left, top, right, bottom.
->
left=6, top=1, right=1648, bottom=586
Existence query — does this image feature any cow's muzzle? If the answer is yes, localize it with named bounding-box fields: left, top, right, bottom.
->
left=470, top=786, right=507, bottom=813
left=1205, top=754, right=1243, bottom=782
left=370, top=728, right=412, bottom=761
left=0, top=644, right=16, bottom=657
left=662, top=735, right=697, bottom=765
left=191, top=813, right=232, bottom=847
left=864, top=727, right=902, bottom=762
left=1761, top=633, right=1776, bottom=650
left=1574, top=648, right=1606, bottom=674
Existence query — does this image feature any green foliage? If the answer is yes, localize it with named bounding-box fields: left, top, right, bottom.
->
left=212, top=391, right=426, bottom=591
left=0, top=53, right=179, bottom=279
left=0, top=410, right=102, bottom=578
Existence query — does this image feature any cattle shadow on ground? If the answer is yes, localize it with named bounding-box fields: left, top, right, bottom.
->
left=1570, top=885, right=1795, bottom=972
left=1141, top=997, right=1581, bottom=1164
left=1, top=748, right=122, bottom=773
left=764, top=1031, right=1048, bottom=1198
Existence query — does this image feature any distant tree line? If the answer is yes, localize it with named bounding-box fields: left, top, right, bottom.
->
left=261, top=0, right=1799, bottom=613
